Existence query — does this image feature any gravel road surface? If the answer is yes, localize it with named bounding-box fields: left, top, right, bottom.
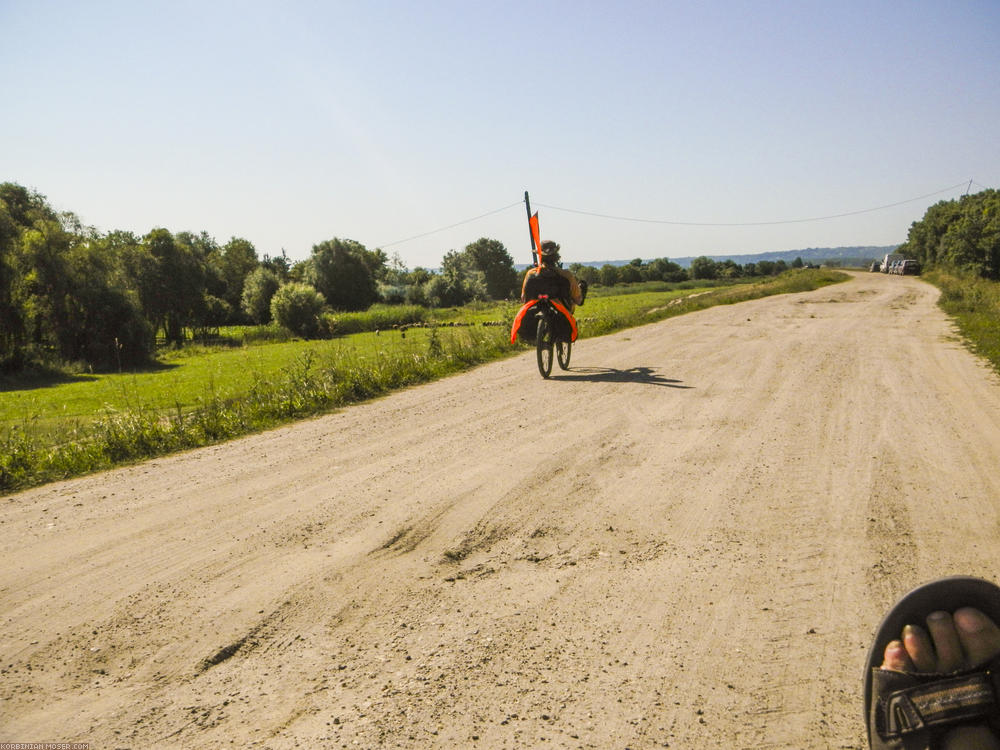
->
left=3, top=271, right=1000, bottom=748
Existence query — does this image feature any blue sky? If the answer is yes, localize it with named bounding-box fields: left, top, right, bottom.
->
left=3, top=1, right=998, bottom=268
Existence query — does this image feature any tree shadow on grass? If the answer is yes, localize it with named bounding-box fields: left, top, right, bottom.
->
left=0, top=371, right=98, bottom=393
left=549, top=366, right=693, bottom=388
left=0, top=360, right=178, bottom=393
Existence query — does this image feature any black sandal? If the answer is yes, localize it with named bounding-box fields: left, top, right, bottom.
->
left=865, top=576, right=1000, bottom=748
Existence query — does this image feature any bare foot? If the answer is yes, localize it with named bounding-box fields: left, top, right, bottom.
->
left=882, top=608, right=1000, bottom=749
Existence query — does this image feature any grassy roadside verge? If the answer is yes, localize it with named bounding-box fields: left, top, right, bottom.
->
left=924, top=270, right=1000, bottom=373
left=0, top=269, right=847, bottom=492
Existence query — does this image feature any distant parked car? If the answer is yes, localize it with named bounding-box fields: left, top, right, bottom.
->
left=869, top=261, right=881, bottom=272
left=901, top=259, right=920, bottom=275
left=882, top=252, right=903, bottom=273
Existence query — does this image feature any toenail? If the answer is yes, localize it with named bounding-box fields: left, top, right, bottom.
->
left=955, top=609, right=987, bottom=634
left=882, top=640, right=907, bottom=668
left=927, top=611, right=950, bottom=623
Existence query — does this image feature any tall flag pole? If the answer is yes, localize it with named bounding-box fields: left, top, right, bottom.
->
left=524, top=191, right=541, bottom=269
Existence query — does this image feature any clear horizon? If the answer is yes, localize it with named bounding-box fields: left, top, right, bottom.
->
left=3, top=1, right=997, bottom=270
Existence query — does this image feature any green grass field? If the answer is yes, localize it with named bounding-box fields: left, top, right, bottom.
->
left=1, top=327, right=481, bottom=439
left=0, top=284, right=721, bottom=440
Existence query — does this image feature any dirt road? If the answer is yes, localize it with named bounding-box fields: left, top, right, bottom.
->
left=3, top=272, right=1000, bottom=749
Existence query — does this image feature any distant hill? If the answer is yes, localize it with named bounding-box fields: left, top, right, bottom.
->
left=514, top=245, right=899, bottom=271
left=577, top=245, right=899, bottom=269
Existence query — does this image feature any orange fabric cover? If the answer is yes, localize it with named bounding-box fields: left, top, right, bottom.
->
left=510, top=298, right=578, bottom=344
left=510, top=299, right=538, bottom=343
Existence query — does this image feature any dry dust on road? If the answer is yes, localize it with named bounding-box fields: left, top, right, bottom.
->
left=3, top=272, right=1000, bottom=749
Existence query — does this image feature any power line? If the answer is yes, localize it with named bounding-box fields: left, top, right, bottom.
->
left=376, top=200, right=524, bottom=248
left=374, top=180, right=983, bottom=250
left=534, top=181, right=972, bottom=227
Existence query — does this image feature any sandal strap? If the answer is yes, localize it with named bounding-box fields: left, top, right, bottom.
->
left=879, top=670, right=998, bottom=738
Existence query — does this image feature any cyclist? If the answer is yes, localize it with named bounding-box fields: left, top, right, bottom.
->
left=511, top=240, right=586, bottom=346
left=520, top=240, right=584, bottom=312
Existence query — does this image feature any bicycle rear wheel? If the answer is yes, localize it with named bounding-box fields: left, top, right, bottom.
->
left=556, top=339, right=571, bottom=370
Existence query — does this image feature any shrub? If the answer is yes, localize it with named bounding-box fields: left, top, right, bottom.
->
left=426, top=274, right=480, bottom=307
left=270, top=283, right=326, bottom=338
left=405, top=282, right=429, bottom=307
left=378, top=282, right=407, bottom=305
left=241, top=267, right=281, bottom=323
left=306, top=238, right=379, bottom=311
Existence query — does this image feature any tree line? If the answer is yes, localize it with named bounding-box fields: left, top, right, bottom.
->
left=1, top=181, right=799, bottom=374
left=0, top=183, right=527, bottom=372
left=567, top=255, right=803, bottom=288
left=898, top=188, right=999, bottom=280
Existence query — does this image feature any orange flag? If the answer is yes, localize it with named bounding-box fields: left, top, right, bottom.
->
left=529, top=212, right=541, bottom=268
